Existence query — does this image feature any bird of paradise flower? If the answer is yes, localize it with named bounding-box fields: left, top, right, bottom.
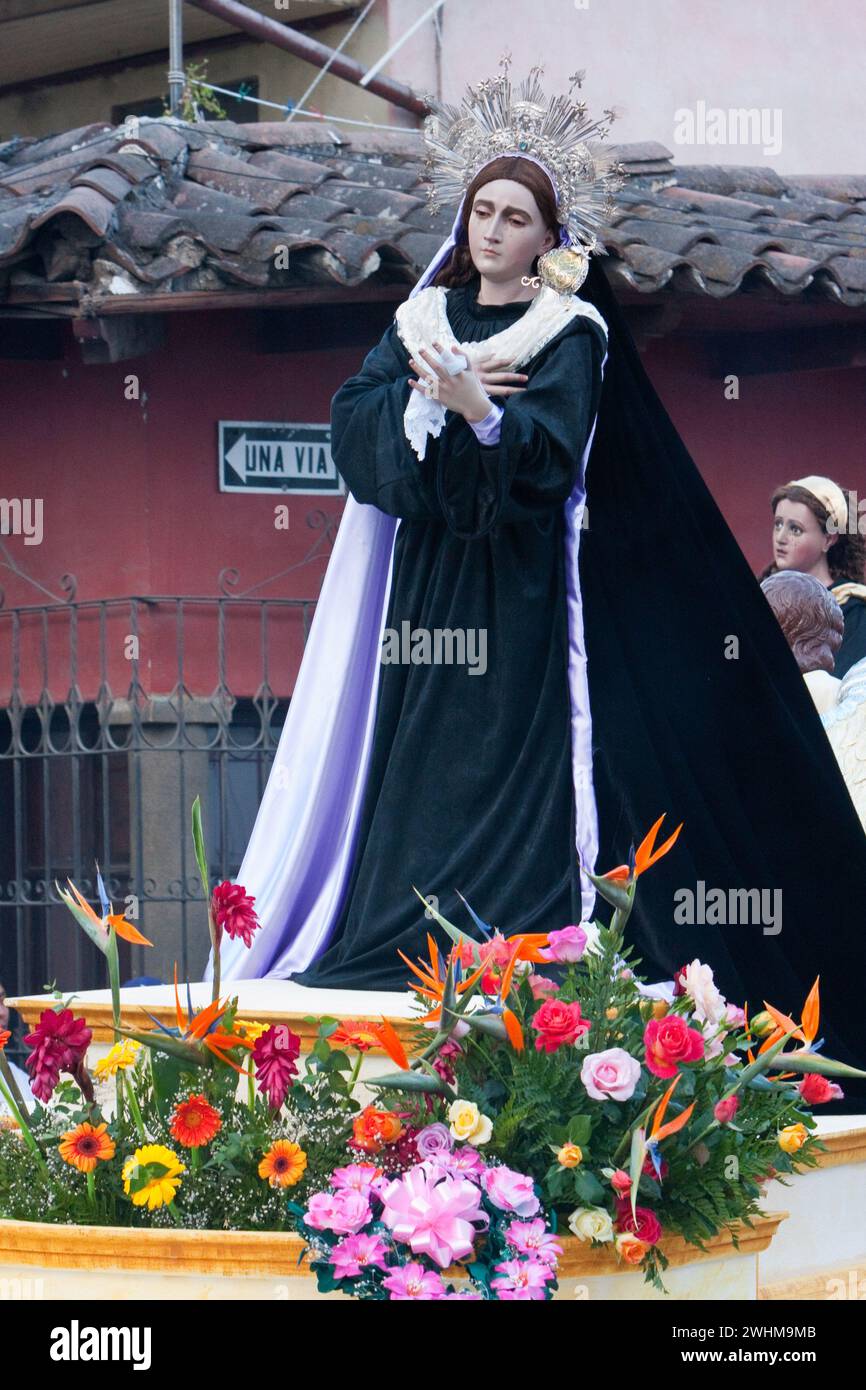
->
left=116, top=964, right=254, bottom=1077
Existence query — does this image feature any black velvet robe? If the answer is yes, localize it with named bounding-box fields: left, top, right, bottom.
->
left=294, top=280, right=605, bottom=992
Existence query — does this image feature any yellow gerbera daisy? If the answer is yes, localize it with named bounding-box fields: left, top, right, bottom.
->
left=258, top=1139, right=307, bottom=1188
left=94, top=1038, right=142, bottom=1079
left=235, top=1019, right=268, bottom=1043
left=122, top=1144, right=185, bottom=1209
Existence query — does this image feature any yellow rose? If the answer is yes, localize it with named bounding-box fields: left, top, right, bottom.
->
left=568, top=1206, right=614, bottom=1243
left=556, top=1143, right=583, bottom=1168
left=448, top=1099, right=493, bottom=1147
left=778, top=1122, right=809, bottom=1155
left=750, top=1011, right=775, bottom=1037
left=651, top=1000, right=669, bottom=1020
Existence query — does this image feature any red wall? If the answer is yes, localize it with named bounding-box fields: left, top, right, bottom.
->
left=2, top=305, right=863, bottom=705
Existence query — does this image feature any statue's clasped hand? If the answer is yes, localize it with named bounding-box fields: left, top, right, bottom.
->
left=408, top=340, right=528, bottom=424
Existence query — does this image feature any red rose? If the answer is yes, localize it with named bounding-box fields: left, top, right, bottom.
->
left=643, top=1015, right=705, bottom=1078
left=714, top=1094, right=740, bottom=1125
left=532, top=998, right=590, bottom=1054
left=616, top=1198, right=663, bottom=1246
left=798, top=1073, right=843, bottom=1105
left=672, top=964, right=690, bottom=997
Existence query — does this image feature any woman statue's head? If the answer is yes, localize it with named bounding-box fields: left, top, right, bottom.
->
left=432, top=156, right=560, bottom=290
left=768, top=481, right=865, bottom=584
left=761, top=569, right=845, bottom=673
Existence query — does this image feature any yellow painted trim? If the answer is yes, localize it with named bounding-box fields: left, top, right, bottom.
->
left=759, top=1260, right=866, bottom=1301
left=809, top=1127, right=866, bottom=1169
left=0, top=1212, right=788, bottom=1279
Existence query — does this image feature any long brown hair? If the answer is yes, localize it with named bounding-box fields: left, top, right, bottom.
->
left=431, top=156, right=561, bottom=290
left=758, top=482, right=866, bottom=584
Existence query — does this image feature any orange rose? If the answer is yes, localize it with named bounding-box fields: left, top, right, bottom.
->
left=351, top=1106, right=403, bottom=1153
left=616, top=1232, right=650, bottom=1265
left=556, top=1143, right=583, bottom=1169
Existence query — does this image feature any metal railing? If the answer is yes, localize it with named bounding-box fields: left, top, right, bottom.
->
left=0, top=520, right=334, bottom=1062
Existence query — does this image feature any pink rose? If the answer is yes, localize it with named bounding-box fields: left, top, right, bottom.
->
left=798, top=1073, right=844, bottom=1105
left=529, top=973, right=559, bottom=1000
left=643, top=1015, right=705, bottom=1078
left=610, top=1169, right=632, bottom=1194
left=543, top=925, right=588, bottom=964
left=713, top=1095, right=740, bottom=1125
left=581, top=1047, right=642, bottom=1103
left=482, top=1165, right=540, bottom=1219
left=304, top=1189, right=371, bottom=1235
left=532, top=998, right=590, bottom=1054
left=725, top=1002, right=746, bottom=1027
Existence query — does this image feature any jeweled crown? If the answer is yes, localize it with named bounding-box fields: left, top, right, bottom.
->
left=421, top=53, right=625, bottom=258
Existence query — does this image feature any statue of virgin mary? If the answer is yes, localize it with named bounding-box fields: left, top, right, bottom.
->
left=208, top=62, right=866, bottom=1108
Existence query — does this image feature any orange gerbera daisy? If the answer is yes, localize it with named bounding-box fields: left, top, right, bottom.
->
left=329, top=1017, right=410, bottom=1067
left=258, top=1139, right=307, bottom=1188
left=58, top=1121, right=116, bottom=1173
left=330, top=1021, right=382, bottom=1053
left=170, top=1093, right=222, bottom=1148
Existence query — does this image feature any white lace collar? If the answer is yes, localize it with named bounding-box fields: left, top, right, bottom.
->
left=394, top=283, right=607, bottom=461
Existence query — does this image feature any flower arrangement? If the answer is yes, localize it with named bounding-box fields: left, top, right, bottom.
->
left=0, top=797, right=377, bottom=1232
left=0, top=804, right=862, bottom=1299
left=333, top=814, right=866, bottom=1291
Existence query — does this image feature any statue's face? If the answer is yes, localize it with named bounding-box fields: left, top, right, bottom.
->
left=773, top=499, right=835, bottom=574
left=467, top=178, right=556, bottom=285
